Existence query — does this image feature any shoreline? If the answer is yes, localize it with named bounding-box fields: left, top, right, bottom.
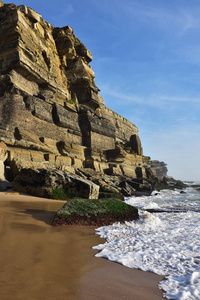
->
left=0, top=192, right=164, bottom=299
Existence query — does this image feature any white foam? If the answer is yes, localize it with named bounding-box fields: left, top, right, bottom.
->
left=126, top=187, right=200, bottom=211
left=93, top=187, right=200, bottom=300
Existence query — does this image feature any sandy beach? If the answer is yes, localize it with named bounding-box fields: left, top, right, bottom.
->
left=0, top=192, right=164, bottom=300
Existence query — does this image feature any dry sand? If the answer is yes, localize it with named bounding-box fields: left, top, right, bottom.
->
left=0, top=192, right=164, bottom=300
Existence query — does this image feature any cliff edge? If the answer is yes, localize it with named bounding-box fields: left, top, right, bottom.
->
left=0, top=3, right=156, bottom=197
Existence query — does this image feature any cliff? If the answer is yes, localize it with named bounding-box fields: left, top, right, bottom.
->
left=150, top=160, right=168, bottom=179
left=0, top=3, right=154, bottom=197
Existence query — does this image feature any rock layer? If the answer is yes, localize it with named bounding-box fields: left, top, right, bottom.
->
left=0, top=3, right=154, bottom=196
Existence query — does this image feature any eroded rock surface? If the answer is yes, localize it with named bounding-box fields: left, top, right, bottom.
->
left=13, top=168, right=100, bottom=199
left=0, top=3, right=156, bottom=195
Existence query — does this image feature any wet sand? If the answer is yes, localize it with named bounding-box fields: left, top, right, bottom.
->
left=0, top=192, right=164, bottom=300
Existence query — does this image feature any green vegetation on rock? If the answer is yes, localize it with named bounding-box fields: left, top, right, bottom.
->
left=49, top=188, right=69, bottom=200
left=66, top=98, right=76, bottom=105
left=52, top=198, right=138, bottom=226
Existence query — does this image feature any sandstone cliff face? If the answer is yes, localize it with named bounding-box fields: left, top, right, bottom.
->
left=0, top=3, right=152, bottom=195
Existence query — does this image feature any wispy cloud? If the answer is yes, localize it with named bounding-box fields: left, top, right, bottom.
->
left=101, top=84, right=200, bottom=107
left=179, top=9, right=200, bottom=33
left=157, top=95, right=200, bottom=104
left=123, top=1, right=200, bottom=35
left=92, top=0, right=200, bottom=37
left=173, top=44, right=200, bottom=66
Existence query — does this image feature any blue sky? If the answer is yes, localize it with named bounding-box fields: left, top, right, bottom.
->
left=4, top=0, right=200, bottom=180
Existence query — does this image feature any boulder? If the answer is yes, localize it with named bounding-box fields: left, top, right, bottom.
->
left=13, top=168, right=100, bottom=199
left=52, top=198, right=139, bottom=226
left=119, top=181, right=136, bottom=197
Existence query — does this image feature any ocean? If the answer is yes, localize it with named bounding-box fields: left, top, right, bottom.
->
left=93, top=182, right=200, bottom=300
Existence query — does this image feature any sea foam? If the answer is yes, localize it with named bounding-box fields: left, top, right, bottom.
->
left=93, top=187, right=200, bottom=300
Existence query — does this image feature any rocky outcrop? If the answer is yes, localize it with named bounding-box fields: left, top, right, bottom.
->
left=52, top=198, right=139, bottom=226
left=13, top=168, right=99, bottom=199
left=149, top=160, right=187, bottom=190
left=0, top=3, right=155, bottom=196
left=150, top=160, right=168, bottom=179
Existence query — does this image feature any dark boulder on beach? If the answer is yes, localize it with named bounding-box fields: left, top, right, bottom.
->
left=13, top=168, right=100, bottom=199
